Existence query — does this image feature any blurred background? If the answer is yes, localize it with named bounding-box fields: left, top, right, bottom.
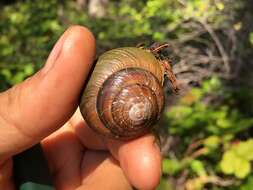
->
left=0, top=0, right=253, bottom=189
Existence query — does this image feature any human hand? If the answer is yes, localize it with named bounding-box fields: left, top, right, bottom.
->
left=0, top=26, right=161, bottom=190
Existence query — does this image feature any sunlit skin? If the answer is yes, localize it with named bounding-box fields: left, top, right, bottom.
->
left=0, top=26, right=161, bottom=190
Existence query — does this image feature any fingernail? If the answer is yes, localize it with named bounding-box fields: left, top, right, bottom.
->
left=61, top=27, right=79, bottom=54
left=42, top=29, right=70, bottom=73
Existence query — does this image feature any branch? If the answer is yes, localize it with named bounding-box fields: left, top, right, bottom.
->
left=198, top=19, right=230, bottom=75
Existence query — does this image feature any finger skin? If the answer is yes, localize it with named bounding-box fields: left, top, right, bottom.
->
left=42, top=124, right=84, bottom=190
left=80, top=150, right=132, bottom=190
left=0, top=25, right=96, bottom=160
left=107, top=135, right=162, bottom=190
left=70, top=109, right=107, bottom=150
left=69, top=110, right=162, bottom=190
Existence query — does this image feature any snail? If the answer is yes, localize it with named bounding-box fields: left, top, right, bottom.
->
left=79, top=43, right=179, bottom=140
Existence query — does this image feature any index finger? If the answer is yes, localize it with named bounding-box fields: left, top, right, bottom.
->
left=107, top=135, right=162, bottom=190
left=71, top=109, right=162, bottom=190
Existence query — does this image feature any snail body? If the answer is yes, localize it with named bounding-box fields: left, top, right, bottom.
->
left=79, top=45, right=178, bottom=140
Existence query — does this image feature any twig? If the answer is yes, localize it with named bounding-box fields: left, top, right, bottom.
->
left=190, top=147, right=208, bottom=158
left=195, top=175, right=236, bottom=187
left=161, top=136, right=174, bottom=155
left=185, top=139, right=204, bottom=156
left=198, top=19, right=230, bottom=74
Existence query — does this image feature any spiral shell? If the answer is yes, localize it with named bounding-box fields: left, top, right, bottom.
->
left=79, top=47, right=165, bottom=140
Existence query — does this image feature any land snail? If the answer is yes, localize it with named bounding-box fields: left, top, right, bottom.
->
left=79, top=43, right=179, bottom=140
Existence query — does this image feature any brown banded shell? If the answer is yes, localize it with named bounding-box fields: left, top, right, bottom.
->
left=79, top=47, right=165, bottom=140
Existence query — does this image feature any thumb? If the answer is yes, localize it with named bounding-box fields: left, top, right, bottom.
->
left=0, top=26, right=95, bottom=160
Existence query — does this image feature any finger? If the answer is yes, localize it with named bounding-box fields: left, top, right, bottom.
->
left=42, top=124, right=84, bottom=190
left=79, top=150, right=132, bottom=190
left=69, top=106, right=161, bottom=190
left=107, top=135, right=162, bottom=190
left=0, top=25, right=96, bottom=159
left=70, top=108, right=107, bottom=150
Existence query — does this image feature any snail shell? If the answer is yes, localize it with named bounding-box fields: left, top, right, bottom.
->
left=79, top=47, right=165, bottom=140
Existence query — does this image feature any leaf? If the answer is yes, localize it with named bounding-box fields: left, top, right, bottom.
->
left=1, top=69, right=12, bottom=80
left=180, top=88, right=203, bottom=105
left=220, top=150, right=235, bottom=174
left=234, top=158, right=251, bottom=179
left=153, top=32, right=165, bottom=41
left=209, top=76, right=221, bottom=90
left=220, top=148, right=251, bottom=179
left=216, top=2, right=224, bottom=10
left=157, top=178, right=173, bottom=190
left=190, top=160, right=206, bottom=176
left=166, top=106, right=193, bottom=119
left=162, top=158, right=182, bottom=175
left=235, top=118, right=253, bottom=133
left=216, top=118, right=232, bottom=128
left=12, top=72, right=25, bottom=84
left=24, top=64, right=34, bottom=76
left=204, top=136, right=220, bottom=149
left=241, top=176, right=253, bottom=190
left=234, top=139, right=253, bottom=160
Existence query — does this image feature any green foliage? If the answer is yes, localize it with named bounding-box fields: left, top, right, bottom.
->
left=0, top=0, right=64, bottom=89
left=166, top=80, right=253, bottom=140
left=241, top=176, right=253, bottom=190
left=162, top=77, right=253, bottom=189
left=220, top=139, right=253, bottom=178
left=157, top=178, right=173, bottom=190
left=190, top=160, right=207, bottom=176
left=0, top=0, right=239, bottom=90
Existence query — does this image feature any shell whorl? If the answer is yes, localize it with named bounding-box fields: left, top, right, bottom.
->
left=97, top=68, right=164, bottom=138
left=79, top=47, right=165, bottom=139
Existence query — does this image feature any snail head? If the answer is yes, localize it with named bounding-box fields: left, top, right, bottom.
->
left=137, top=42, right=180, bottom=94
